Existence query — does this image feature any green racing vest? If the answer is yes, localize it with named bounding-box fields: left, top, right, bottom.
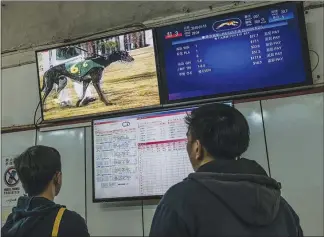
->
left=65, top=59, right=104, bottom=77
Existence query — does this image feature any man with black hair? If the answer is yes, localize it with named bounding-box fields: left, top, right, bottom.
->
left=150, top=103, right=303, bottom=236
left=1, top=145, right=90, bottom=237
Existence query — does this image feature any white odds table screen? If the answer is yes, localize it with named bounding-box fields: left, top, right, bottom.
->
left=93, top=108, right=195, bottom=200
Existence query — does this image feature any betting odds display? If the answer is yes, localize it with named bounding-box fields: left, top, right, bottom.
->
left=93, top=108, right=194, bottom=200
left=156, top=2, right=310, bottom=102
left=93, top=102, right=232, bottom=200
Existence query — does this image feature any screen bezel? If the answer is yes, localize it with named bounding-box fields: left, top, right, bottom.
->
left=35, top=28, right=164, bottom=124
left=91, top=101, right=232, bottom=203
left=155, top=1, right=313, bottom=105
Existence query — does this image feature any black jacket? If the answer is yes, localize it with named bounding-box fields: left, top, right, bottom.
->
left=1, top=196, right=89, bottom=237
left=150, top=158, right=303, bottom=236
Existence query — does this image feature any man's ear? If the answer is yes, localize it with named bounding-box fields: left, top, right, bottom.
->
left=56, top=172, right=62, bottom=185
left=53, top=172, right=61, bottom=185
left=53, top=174, right=58, bottom=185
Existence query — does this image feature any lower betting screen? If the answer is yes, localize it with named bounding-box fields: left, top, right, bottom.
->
left=93, top=108, right=194, bottom=200
left=156, top=2, right=309, bottom=101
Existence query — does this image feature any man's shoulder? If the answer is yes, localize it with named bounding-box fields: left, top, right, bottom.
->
left=162, top=178, right=198, bottom=204
left=62, top=209, right=86, bottom=224
left=59, top=208, right=89, bottom=236
left=168, top=178, right=195, bottom=192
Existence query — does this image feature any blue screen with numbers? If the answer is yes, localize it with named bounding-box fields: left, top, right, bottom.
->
left=156, top=2, right=312, bottom=102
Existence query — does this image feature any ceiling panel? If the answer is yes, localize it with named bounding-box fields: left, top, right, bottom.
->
left=1, top=1, right=230, bottom=52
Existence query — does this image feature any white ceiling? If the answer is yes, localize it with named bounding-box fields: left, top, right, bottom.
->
left=1, top=1, right=232, bottom=53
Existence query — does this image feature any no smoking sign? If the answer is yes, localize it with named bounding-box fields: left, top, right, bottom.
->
left=4, top=167, right=19, bottom=187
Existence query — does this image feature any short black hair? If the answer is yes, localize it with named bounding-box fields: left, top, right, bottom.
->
left=185, top=103, right=249, bottom=160
left=14, top=145, right=61, bottom=196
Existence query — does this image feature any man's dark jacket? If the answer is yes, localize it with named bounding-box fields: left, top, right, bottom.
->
left=1, top=196, right=89, bottom=237
left=150, top=158, right=303, bottom=236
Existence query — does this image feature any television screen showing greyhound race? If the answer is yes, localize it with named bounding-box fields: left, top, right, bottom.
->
left=36, top=29, right=160, bottom=121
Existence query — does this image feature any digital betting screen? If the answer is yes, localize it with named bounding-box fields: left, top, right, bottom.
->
left=93, top=107, right=194, bottom=201
left=156, top=2, right=311, bottom=102
left=92, top=102, right=230, bottom=201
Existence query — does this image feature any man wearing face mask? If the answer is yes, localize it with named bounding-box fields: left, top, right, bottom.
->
left=1, top=145, right=90, bottom=237
left=150, top=103, right=303, bottom=236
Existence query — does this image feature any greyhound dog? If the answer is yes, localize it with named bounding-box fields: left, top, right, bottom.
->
left=41, top=50, right=134, bottom=110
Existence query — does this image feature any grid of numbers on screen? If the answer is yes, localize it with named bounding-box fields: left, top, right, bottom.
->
left=93, top=109, right=194, bottom=200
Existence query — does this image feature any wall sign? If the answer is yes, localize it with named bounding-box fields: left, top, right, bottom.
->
left=1, top=156, right=25, bottom=226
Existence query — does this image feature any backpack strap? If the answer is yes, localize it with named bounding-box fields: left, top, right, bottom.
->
left=51, top=207, right=66, bottom=237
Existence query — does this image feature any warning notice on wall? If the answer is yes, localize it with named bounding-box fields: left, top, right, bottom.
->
left=1, top=156, right=25, bottom=226
left=2, top=156, right=25, bottom=207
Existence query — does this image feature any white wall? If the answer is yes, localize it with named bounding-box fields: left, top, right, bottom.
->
left=1, top=64, right=41, bottom=128
left=1, top=130, right=36, bottom=157
left=262, top=93, right=324, bottom=236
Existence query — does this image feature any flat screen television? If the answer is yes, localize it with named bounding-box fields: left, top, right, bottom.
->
left=36, top=29, right=161, bottom=122
left=92, top=102, right=232, bottom=202
left=155, top=2, right=312, bottom=103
